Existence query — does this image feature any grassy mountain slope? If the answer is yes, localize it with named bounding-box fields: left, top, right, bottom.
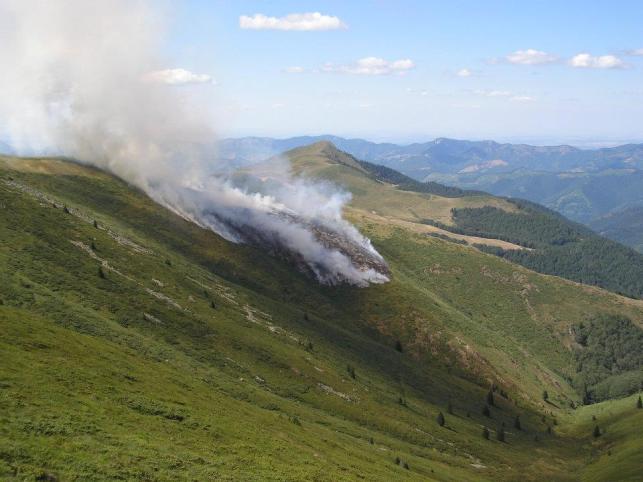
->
left=1, top=150, right=642, bottom=480
left=285, top=143, right=643, bottom=299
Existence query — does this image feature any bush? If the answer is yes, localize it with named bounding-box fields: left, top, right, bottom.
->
left=514, top=415, right=521, bottom=431
left=436, top=411, right=445, bottom=427
left=593, top=425, right=601, bottom=438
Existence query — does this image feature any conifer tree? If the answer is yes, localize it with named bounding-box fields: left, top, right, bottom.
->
left=482, top=427, right=490, bottom=440
left=486, top=390, right=495, bottom=406
left=436, top=411, right=445, bottom=427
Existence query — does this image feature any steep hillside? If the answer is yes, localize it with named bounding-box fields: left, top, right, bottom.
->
left=427, top=169, right=642, bottom=222
left=590, top=206, right=643, bottom=253
left=284, top=143, right=643, bottom=299
left=1, top=151, right=642, bottom=481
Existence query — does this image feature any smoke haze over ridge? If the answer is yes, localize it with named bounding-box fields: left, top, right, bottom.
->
left=0, top=0, right=389, bottom=286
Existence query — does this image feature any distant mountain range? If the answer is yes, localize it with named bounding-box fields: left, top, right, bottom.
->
left=220, top=135, right=643, bottom=176
left=220, top=135, right=643, bottom=252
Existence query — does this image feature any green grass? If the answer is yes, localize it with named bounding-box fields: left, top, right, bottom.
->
left=1, top=153, right=642, bottom=480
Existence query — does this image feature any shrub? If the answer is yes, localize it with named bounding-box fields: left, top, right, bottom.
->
left=514, top=415, right=521, bottom=431
left=436, top=411, right=445, bottom=427
left=593, top=425, right=601, bottom=438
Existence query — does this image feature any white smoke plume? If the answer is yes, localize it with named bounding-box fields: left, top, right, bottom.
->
left=0, top=0, right=389, bottom=286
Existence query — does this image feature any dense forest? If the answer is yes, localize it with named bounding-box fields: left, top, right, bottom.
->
left=427, top=200, right=643, bottom=298
left=572, top=315, right=643, bottom=403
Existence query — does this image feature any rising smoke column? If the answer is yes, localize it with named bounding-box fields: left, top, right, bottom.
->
left=0, top=0, right=389, bottom=286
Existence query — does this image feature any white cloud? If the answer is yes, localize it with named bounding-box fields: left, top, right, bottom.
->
left=284, top=66, right=305, bottom=73
left=511, top=95, right=535, bottom=102
left=506, top=49, right=557, bottom=65
left=239, top=12, right=346, bottom=31
left=456, top=68, right=472, bottom=77
left=474, top=89, right=512, bottom=97
left=626, top=48, right=643, bottom=56
left=322, top=57, right=415, bottom=76
left=145, top=68, right=214, bottom=85
left=569, top=53, right=625, bottom=69
left=473, top=90, right=534, bottom=102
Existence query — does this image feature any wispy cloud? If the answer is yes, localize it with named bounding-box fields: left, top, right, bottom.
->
left=474, top=89, right=512, bottom=97
left=505, top=49, right=557, bottom=65
left=569, top=53, right=625, bottom=69
left=239, top=12, right=346, bottom=31
left=284, top=66, right=305, bottom=73
left=510, top=95, right=535, bottom=102
left=322, top=57, right=415, bottom=76
left=625, top=48, right=643, bottom=56
left=473, top=90, right=535, bottom=102
left=144, top=68, right=215, bottom=85
left=456, top=68, right=473, bottom=77
left=406, top=87, right=429, bottom=96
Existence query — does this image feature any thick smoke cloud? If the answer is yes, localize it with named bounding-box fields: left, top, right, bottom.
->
left=0, top=0, right=389, bottom=286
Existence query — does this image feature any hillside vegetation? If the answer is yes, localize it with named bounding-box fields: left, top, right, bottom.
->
left=1, top=147, right=642, bottom=481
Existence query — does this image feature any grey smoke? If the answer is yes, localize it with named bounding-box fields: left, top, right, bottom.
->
left=0, top=0, right=389, bottom=286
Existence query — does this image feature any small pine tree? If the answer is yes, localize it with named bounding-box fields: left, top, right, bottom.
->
left=436, top=411, right=445, bottom=427
left=395, top=340, right=403, bottom=352
left=165, top=258, right=172, bottom=266
left=369, top=437, right=374, bottom=445
left=637, top=395, right=642, bottom=409
left=482, top=404, right=491, bottom=417
left=593, top=425, right=601, bottom=438
left=486, top=390, right=495, bottom=406
left=90, top=241, right=96, bottom=251
left=543, top=390, right=549, bottom=402
left=482, top=427, right=490, bottom=440
left=306, top=341, right=313, bottom=351
left=403, top=462, right=409, bottom=470
left=514, top=415, right=521, bottom=431
left=347, top=365, right=356, bottom=379
left=592, top=415, right=596, bottom=421
left=210, top=301, right=216, bottom=309
left=98, top=266, right=105, bottom=279
left=63, top=206, right=70, bottom=214
left=497, top=426, right=505, bottom=442
left=93, top=220, right=98, bottom=228
left=447, top=401, right=453, bottom=415
left=395, top=456, right=401, bottom=465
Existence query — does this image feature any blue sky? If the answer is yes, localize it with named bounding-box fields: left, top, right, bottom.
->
left=162, top=1, right=643, bottom=144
